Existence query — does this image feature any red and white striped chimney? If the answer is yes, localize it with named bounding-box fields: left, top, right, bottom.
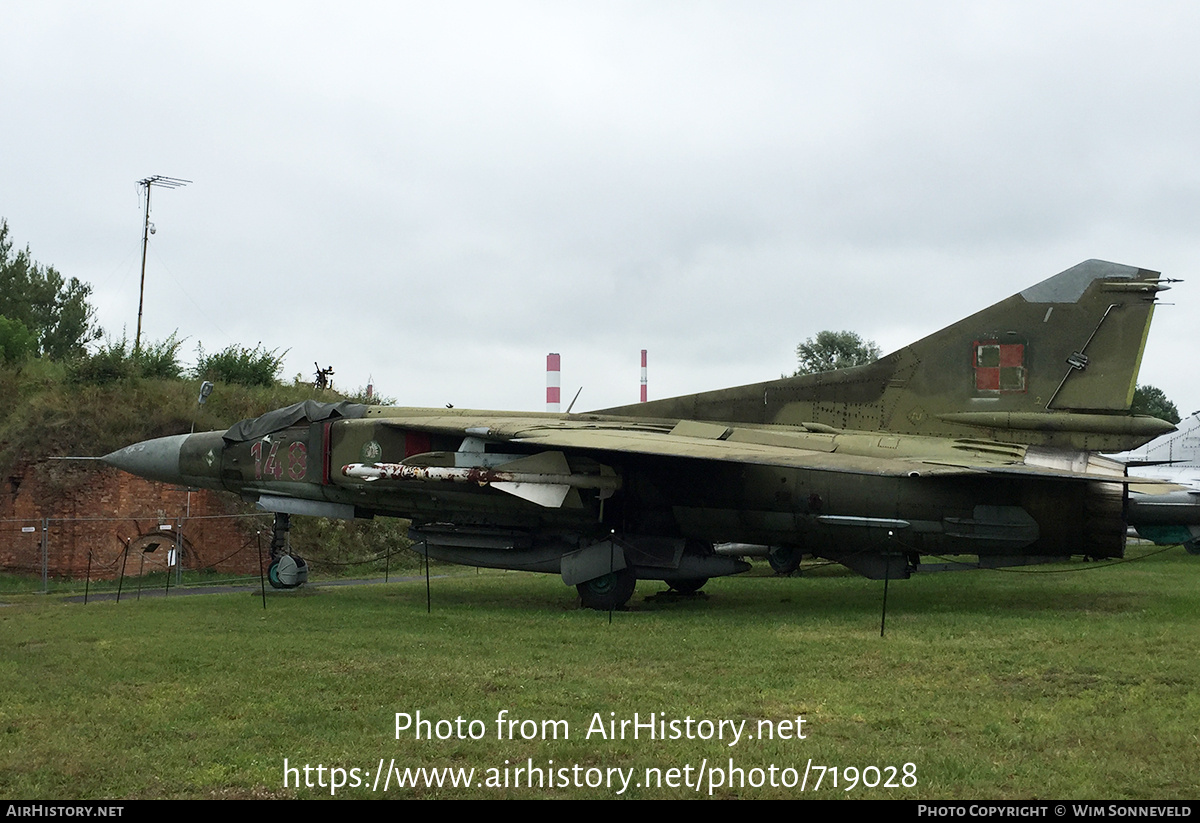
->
left=546, top=353, right=561, bottom=412
left=640, top=349, right=647, bottom=402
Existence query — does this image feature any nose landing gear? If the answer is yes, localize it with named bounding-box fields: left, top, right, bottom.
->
left=266, top=512, right=308, bottom=589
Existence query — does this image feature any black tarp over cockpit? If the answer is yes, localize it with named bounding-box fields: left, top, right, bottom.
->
left=222, top=401, right=368, bottom=443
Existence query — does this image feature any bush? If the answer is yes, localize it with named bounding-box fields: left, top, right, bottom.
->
left=136, top=334, right=184, bottom=380
left=289, top=515, right=417, bottom=575
left=70, top=336, right=136, bottom=384
left=194, top=343, right=286, bottom=387
left=68, top=333, right=183, bottom=384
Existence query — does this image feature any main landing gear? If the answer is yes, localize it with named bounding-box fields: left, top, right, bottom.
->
left=572, top=537, right=746, bottom=609
left=576, top=567, right=636, bottom=611
left=666, top=577, right=709, bottom=595
left=767, top=545, right=802, bottom=575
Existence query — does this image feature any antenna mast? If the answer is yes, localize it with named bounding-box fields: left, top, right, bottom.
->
left=135, top=175, right=190, bottom=350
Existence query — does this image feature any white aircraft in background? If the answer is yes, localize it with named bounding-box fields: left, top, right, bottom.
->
left=1112, top=411, right=1200, bottom=553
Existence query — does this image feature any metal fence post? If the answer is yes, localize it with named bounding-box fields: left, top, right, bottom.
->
left=40, top=518, right=49, bottom=594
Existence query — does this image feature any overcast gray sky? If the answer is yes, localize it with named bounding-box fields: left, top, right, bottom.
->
left=3, top=1, right=1198, bottom=416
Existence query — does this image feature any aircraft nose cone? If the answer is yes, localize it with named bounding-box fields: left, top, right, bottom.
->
left=102, top=434, right=189, bottom=484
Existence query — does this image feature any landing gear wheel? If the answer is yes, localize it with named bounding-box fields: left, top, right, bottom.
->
left=667, top=577, right=708, bottom=595
left=577, top=568, right=636, bottom=610
left=768, top=545, right=802, bottom=575
left=267, top=555, right=308, bottom=589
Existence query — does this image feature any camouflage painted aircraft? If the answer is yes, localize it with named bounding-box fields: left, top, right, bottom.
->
left=104, top=259, right=1198, bottom=609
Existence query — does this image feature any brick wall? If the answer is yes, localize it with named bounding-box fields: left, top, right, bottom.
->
left=1, top=462, right=267, bottom=579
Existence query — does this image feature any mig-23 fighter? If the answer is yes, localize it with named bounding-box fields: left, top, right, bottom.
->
left=105, top=260, right=1198, bottom=609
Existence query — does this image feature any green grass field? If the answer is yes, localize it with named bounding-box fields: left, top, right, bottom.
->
left=2, top=548, right=1198, bottom=799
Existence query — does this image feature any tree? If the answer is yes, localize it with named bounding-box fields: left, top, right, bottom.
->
left=1131, top=384, right=1180, bottom=424
left=0, top=315, right=36, bottom=364
left=0, top=218, right=99, bottom=360
left=794, top=330, right=881, bottom=376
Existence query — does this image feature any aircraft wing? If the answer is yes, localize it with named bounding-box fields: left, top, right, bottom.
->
left=510, top=425, right=975, bottom=477
left=378, top=415, right=1140, bottom=484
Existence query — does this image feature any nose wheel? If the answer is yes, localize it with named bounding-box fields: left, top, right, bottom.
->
left=268, top=554, right=309, bottom=589
left=267, top=512, right=308, bottom=589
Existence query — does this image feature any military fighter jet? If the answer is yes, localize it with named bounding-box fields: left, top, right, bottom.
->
left=104, top=259, right=1199, bottom=609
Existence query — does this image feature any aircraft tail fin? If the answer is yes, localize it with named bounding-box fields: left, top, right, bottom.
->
left=601, top=260, right=1174, bottom=450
